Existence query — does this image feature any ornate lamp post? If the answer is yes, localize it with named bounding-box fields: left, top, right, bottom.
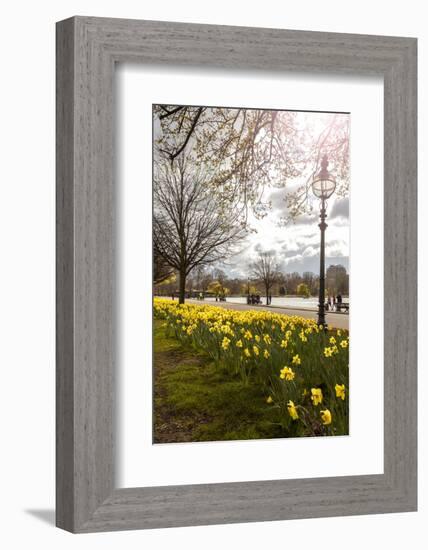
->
left=312, top=154, right=336, bottom=328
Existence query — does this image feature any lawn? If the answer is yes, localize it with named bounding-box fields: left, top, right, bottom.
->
left=153, top=320, right=286, bottom=443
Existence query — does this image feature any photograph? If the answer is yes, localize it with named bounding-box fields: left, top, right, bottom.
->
left=152, top=103, right=350, bottom=443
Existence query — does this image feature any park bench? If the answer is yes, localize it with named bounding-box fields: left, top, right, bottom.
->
left=325, top=302, right=349, bottom=313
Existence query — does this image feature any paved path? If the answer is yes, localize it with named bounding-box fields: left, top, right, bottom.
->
left=181, top=298, right=349, bottom=330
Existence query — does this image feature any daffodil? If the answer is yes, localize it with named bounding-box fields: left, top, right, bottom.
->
left=335, top=384, right=346, bottom=400
left=329, top=336, right=336, bottom=345
left=266, top=396, right=273, bottom=404
left=340, top=339, right=348, bottom=348
left=311, top=388, right=323, bottom=406
left=280, top=366, right=295, bottom=381
left=236, top=339, right=243, bottom=348
left=264, top=349, right=270, bottom=359
left=244, top=348, right=251, bottom=358
left=324, top=347, right=334, bottom=357
left=253, top=345, right=259, bottom=356
left=292, top=354, right=301, bottom=366
left=287, top=400, right=299, bottom=420
left=320, top=409, right=332, bottom=425
left=221, top=337, right=230, bottom=350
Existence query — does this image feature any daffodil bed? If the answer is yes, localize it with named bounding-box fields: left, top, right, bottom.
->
left=154, top=298, right=349, bottom=438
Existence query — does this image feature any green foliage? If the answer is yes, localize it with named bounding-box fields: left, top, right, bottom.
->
left=297, top=282, right=311, bottom=298
left=207, top=280, right=230, bottom=297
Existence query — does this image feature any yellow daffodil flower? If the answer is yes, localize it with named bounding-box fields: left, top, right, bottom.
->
left=320, top=409, right=332, bottom=425
left=324, top=347, right=333, bottom=357
left=280, top=366, right=295, bottom=381
left=287, top=400, right=299, bottom=420
left=335, top=384, right=346, bottom=400
left=221, top=337, right=230, bottom=350
left=311, top=387, right=323, bottom=406
left=292, top=354, right=301, bottom=365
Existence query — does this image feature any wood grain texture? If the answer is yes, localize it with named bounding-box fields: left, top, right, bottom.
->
left=56, top=17, right=75, bottom=532
left=56, top=16, right=417, bottom=533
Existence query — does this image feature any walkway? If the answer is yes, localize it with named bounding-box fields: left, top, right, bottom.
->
left=182, top=298, right=349, bottom=330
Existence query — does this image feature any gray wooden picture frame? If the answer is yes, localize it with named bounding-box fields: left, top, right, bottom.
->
left=56, top=16, right=417, bottom=533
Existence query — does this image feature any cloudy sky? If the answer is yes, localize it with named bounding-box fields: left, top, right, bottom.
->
left=222, top=188, right=349, bottom=278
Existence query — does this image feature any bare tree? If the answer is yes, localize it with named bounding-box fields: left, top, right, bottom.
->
left=153, top=158, right=246, bottom=303
left=251, top=252, right=278, bottom=303
left=326, top=264, right=349, bottom=295
left=153, top=246, right=174, bottom=285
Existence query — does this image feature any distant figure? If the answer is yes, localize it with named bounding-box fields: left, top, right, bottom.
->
left=247, top=294, right=251, bottom=305
left=256, top=294, right=261, bottom=305
left=172, top=292, right=175, bottom=301
left=337, top=294, right=342, bottom=304
left=268, top=293, right=272, bottom=305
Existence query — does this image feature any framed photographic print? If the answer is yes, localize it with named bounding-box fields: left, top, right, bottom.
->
left=56, top=17, right=417, bottom=532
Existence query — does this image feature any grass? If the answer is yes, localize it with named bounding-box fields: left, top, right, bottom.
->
left=153, top=320, right=287, bottom=443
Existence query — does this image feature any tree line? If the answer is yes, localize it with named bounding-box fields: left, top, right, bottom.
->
left=154, top=262, right=349, bottom=299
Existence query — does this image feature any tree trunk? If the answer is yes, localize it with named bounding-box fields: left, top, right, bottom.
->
left=178, top=270, right=186, bottom=304
left=265, top=284, right=269, bottom=305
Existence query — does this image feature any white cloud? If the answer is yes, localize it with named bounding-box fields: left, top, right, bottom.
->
left=221, top=187, right=349, bottom=277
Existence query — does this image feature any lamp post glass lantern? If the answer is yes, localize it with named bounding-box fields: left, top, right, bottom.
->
left=312, top=155, right=336, bottom=328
